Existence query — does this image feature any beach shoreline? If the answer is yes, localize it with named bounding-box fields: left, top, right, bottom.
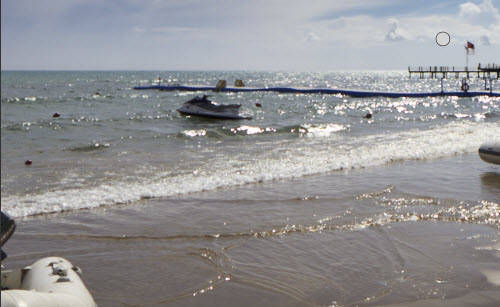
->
left=2, top=153, right=499, bottom=306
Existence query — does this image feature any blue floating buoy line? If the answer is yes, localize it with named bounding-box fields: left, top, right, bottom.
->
left=135, top=66, right=500, bottom=98
left=133, top=84, right=500, bottom=97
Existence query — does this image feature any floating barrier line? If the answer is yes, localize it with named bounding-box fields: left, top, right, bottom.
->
left=133, top=85, right=500, bottom=98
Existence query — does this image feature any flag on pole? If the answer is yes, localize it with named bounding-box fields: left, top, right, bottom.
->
left=465, top=41, right=475, bottom=55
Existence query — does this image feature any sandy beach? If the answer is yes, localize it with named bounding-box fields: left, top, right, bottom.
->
left=3, top=153, right=499, bottom=306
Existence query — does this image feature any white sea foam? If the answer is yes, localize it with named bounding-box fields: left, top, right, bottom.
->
left=230, top=125, right=277, bottom=135
left=479, top=242, right=500, bottom=286
left=481, top=269, right=500, bottom=286
left=300, top=123, right=348, bottom=137
left=182, top=129, right=207, bottom=137
left=232, top=126, right=265, bottom=135
left=2, top=121, right=499, bottom=217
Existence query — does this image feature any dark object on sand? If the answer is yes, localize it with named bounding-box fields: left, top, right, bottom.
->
left=25, top=160, right=32, bottom=166
left=177, top=95, right=251, bottom=120
left=364, top=113, right=372, bottom=119
left=52, top=112, right=60, bottom=118
left=255, top=103, right=262, bottom=108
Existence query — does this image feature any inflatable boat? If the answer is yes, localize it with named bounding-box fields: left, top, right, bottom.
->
left=177, top=95, right=252, bottom=120
left=2, top=257, right=97, bottom=307
left=1, top=212, right=97, bottom=307
left=479, top=143, right=500, bottom=165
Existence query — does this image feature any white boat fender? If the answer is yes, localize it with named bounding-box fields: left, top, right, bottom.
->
left=1, top=257, right=97, bottom=307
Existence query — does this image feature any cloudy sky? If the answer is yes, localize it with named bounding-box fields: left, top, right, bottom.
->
left=2, top=0, right=499, bottom=70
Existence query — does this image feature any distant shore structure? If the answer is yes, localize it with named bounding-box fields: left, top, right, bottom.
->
left=408, top=63, right=500, bottom=79
left=408, top=63, right=499, bottom=93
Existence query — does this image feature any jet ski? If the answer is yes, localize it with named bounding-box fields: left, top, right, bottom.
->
left=478, top=143, right=500, bottom=165
left=1, top=211, right=97, bottom=307
left=177, top=95, right=252, bottom=120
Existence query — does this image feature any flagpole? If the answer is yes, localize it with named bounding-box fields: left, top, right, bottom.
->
left=466, top=47, right=468, bottom=71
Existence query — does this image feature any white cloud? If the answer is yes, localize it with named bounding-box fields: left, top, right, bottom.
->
left=150, top=27, right=195, bottom=34
left=305, top=31, right=320, bottom=42
left=3, top=0, right=500, bottom=70
left=459, top=0, right=500, bottom=27
left=133, top=26, right=146, bottom=33
left=480, top=35, right=491, bottom=45
left=304, top=1, right=499, bottom=47
left=459, top=2, right=482, bottom=17
left=374, top=1, right=500, bottom=46
left=385, top=18, right=405, bottom=42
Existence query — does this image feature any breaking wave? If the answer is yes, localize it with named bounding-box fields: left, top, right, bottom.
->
left=2, top=121, right=499, bottom=217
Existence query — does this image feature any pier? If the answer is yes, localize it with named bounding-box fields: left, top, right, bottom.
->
left=408, top=63, right=499, bottom=94
left=408, top=63, right=500, bottom=79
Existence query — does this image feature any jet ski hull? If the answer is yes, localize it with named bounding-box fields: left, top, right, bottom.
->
left=177, top=107, right=251, bottom=119
left=177, top=98, right=251, bottom=119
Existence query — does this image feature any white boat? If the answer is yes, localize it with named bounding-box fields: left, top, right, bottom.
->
left=1, top=212, right=97, bottom=307
left=479, top=143, right=500, bottom=165
left=177, top=95, right=252, bottom=120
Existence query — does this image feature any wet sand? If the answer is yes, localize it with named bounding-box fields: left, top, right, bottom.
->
left=2, top=154, right=499, bottom=306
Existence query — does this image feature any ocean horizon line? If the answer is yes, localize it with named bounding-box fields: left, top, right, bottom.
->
left=1, top=68, right=409, bottom=73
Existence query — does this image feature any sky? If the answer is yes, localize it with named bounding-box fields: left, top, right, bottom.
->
left=1, top=0, right=500, bottom=71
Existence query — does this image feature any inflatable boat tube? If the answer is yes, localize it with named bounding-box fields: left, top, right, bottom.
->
left=479, top=143, right=500, bottom=165
left=1, top=257, right=97, bottom=307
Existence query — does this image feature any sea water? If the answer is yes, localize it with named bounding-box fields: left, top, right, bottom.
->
left=1, top=71, right=499, bottom=306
